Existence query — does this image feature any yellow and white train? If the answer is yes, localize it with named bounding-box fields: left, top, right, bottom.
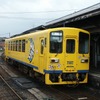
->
left=5, top=27, right=90, bottom=85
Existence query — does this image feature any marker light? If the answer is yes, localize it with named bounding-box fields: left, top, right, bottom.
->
left=51, top=58, right=59, bottom=63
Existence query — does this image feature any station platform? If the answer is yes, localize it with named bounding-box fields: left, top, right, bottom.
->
left=89, top=69, right=100, bottom=88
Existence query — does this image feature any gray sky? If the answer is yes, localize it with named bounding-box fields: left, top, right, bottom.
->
left=0, top=0, right=100, bottom=37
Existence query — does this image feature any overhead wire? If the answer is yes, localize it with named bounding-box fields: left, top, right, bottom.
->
left=0, top=15, right=53, bottom=20
left=0, top=15, right=37, bottom=20
left=0, top=9, right=77, bottom=36
left=0, top=33, right=10, bottom=38
left=0, top=9, right=78, bottom=14
left=0, top=9, right=78, bottom=20
left=0, top=33, right=10, bottom=36
left=0, top=10, right=76, bottom=20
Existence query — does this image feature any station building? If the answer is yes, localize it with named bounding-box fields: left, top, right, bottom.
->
left=0, top=38, right=5, bottom=50
left=11, top=3, right=100, bottom=86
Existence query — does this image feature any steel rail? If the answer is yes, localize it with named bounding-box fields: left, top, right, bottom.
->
left=0, top=75, right=23, bottom=100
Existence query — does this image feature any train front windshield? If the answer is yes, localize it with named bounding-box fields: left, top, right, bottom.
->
left=50, top=31, right=63, bottom=53
left=79, top=32, right=89, bottom=54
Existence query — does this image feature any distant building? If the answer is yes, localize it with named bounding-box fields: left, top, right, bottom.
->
left=0, top=37, right=6, bottom=51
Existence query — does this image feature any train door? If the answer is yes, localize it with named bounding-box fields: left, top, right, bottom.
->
left=39, top=38, right=45, bottom=72
left=65, top=38, right=77, bottom=71
left=77, top=32, right=89, bottom=70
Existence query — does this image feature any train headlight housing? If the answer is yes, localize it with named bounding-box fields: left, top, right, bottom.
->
left=51, top=58, right=59, bottom=63
left=81, top=59, right=85, bottom=63
left=81, top=59, right=88, bottom=63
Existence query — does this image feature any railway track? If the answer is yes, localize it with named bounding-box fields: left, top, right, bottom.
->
left=0, top=52, right=100, bottom=100
left=43, top=85, right=75, bottom=100
left=49, top=85, right=100, bottom=100
left=0, top=74, right=23, bottom=100
left=0, top=53, right=38, bottom=100
left=29, top=77, right=100, bottom=100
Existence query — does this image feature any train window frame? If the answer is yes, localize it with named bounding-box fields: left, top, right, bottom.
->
left=16, top=40, right=19, bottom=51
left=19, top=40, right=21, bottom=52
left=11, top=41, right=12, bottom=51
left=10, top=41, right=11, bottom=50
left=10, top=41, right=12, bottom=51
left=12, top=41, right=13, bottom=51
left=41, top=39, right=44, bottom=54
left=79, top=32, right=89, bottom=54
left=8, top=41, right=10, bottom=50
left=66, top=39, right=75, bottom=53
left=14, top=41, right=16, bottom=51
left=50, top=30, right=63, bottom=53
left=22, top=39, right=25, bottom=52
left=15, top=41, right=17, bottom=51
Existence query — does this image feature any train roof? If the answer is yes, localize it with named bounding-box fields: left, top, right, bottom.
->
left=6, top=27, right=89, bottom=40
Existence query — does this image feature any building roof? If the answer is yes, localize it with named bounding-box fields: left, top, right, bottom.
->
left=44, top=3, right=100, bottom=27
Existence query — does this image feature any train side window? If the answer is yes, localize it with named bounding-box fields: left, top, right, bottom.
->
left=16, top=40, right=18, bottom=51
left=10, top=41, right=11, bottom=50
left=22, top=39, right=25, bottom=52
left=17, top=40, right=19, bottom=51
left=10, top=41, right=12, bottom=50
left=11, top=41, right=12, bottom=51
left=5, top=42, right=6, bottom=49
left=15, top=41, right=16, bottom=51
left=8, top=41, right=10, bottom=50
left=41, top=39, right=44, bottom=54
left=19, top=40, right=21, bottom=52
left=15, top=41, right=17, bottom=51
left=13, top=41, right=14, bottom=51
left=79, top=32, right=89, bottom=54
left=66, top=39, right=75, bottom=53
left=14, top=41, right=16, bottom=51
left=12, top=41, right=13, bottom=51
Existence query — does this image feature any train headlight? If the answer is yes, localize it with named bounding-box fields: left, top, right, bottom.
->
left=81, top=59, right=85, bottom=63
left=51, top=58, right=59, bottom=63
left=81, top=59, right=88, bottom=63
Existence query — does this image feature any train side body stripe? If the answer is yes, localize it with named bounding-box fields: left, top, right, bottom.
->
left=8, top=57, right=38, bottom=70
left=44, top=70, right=89, bottom=74
left=44, top=70, right=62, bottom=74
left=78, top=70, right=89, bottom=73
